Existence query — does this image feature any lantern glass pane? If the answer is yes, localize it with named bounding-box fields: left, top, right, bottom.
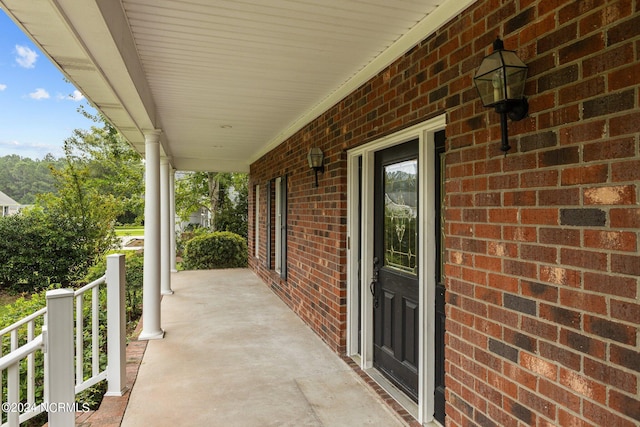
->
left=474, top=51, right=504, bottom=77
left=475, top=72, right=505, bottom=106
left=307, top=148, right=323, bottom=168
left=474, top=43, right=528, bottom=107
left=505, top=67, right=527, bottom=99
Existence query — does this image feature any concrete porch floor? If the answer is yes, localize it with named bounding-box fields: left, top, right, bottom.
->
left=119, top=269, right=409, bottom=427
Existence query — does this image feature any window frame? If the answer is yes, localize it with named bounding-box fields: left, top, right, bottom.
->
left=254, top=184, right=260, bottom=259
left=275, top=177, right=282, bottom=273
left=267, top=176, right=287, bottom=279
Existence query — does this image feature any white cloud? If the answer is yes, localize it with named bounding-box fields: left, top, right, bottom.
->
left=29, top=88, right=50, bottom=100
left=0, top=140, right=20, bottom=147
left=69, top=90, right=84, bottom=101
left=0, top=84, right=6, bottom=91
left=15, top=45, right=38, bottom=69
left=57, top=89, right=84, bottom=101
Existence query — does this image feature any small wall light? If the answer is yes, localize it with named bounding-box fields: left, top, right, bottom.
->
left=307, top=147, right=324, bottom=187
left=474, top=37, right=529, bottom=154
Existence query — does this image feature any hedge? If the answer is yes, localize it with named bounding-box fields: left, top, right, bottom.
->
left=183, top=231, right=247, bottom=269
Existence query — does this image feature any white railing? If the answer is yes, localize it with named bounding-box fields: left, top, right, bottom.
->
left=0, top=254, right=126, bottom=427
left=74, top=275, right=107, bottom=394
left=0, top=307, right=47, bottom=426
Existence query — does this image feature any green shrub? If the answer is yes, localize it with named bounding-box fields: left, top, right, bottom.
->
left=176, top=225, right=209, bottom=261
left=183, top=231, right=247, bottom=269
left=0, top=212, right=85, bottom=292
left=85, top=251, right=144, bottom=329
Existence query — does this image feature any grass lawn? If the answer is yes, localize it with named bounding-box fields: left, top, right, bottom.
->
left=115, top=226, right=144, bottom=237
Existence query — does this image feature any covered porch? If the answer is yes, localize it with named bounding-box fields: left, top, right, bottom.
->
left=89, top=269, right=413, bottom=426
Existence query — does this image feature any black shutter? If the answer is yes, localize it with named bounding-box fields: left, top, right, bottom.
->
left=265, top=179, right=272, bottom=269
left=279, top=175, right=287, bottom=280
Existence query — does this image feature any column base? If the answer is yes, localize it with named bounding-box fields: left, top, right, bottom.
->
left=138, top=329, right=165, bottom=341
left=105, top=386, right=129, bottom=397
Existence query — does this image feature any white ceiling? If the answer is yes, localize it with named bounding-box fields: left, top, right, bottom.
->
left=1, top=0, right=474, bottom=172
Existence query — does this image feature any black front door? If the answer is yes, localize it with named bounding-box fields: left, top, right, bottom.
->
left=372, top=139, right=420, bottom=401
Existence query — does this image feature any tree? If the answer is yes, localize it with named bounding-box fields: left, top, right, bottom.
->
left=0, top=155, right=63, bottom=204
left=175, top=172, right=220, bottom=227
left=0, top=111, right=140, bottom=290
left=175, top=172, right=248, bottom=237
left=215, top=173, right=248, bottom=238
left=36, top=153, right=120, bottom=280
left=0, top=114, right=143, bottom=219
left=0, top=171, right=118, bottom=290
left=61, top=113, right=145, bottom=224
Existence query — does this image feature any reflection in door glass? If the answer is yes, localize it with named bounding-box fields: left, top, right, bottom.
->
left=384, top=159, right=418, bottom=275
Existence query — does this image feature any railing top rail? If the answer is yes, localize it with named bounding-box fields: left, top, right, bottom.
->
left=0, top=307, right=47, bottom=337
left=0, top=275, right=107, bottom=339
left=74, top=275, right=106, bottom=297
left=0, top=334, right=43, bottom=371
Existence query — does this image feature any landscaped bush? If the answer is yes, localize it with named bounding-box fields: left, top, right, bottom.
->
left=183, top=231, right=247, bottom=269
left=176, top=225, right=209, bottom=262
left=0, top=212, right=86, bottom=292
left=0, top=201, right=118, bottom=293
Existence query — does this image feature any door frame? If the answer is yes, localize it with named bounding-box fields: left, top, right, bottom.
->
left=346, top=114, right=445, bottom=425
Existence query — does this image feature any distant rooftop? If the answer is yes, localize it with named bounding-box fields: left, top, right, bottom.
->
left=0, top=190, right=19, bottom=206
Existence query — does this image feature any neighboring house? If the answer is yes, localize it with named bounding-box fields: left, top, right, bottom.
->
left=176, top=207, right=209, bottom=232
left=1, top=1, right=638, bottom=426
left=0, top=190, right=21, bottom=217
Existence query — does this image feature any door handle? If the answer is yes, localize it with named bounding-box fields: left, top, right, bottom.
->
left=370, top=257, right=379, bottom=308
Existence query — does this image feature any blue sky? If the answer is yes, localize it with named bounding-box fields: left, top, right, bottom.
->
left=0, top=9, right=97, bottom=159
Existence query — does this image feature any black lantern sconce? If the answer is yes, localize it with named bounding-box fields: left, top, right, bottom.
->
left=307, top=147, right=324, bottom=187
left=474, top=37, right=529, bottom=154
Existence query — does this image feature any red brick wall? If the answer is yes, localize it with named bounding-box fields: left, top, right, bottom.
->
left=249, top=0, right=640, bottom=425
left=249, top=132, right=349, bottom=352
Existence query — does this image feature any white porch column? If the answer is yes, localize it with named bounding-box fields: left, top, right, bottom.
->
left=160, top=157, right=173, bottom=295
left=139, top=130, right=164, bottom=340
left=45, top=289, right=75, bottom=427
left=170, top=168, right=178, bottom=273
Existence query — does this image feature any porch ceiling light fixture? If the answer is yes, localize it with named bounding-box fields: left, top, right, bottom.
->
left=307, top=147, right=324, bottom=187
left=474, top=37, right=529, bottom=154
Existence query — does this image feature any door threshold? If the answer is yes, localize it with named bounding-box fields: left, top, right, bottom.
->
left=350, top=356, right=443, bottom=427
left=364, top=367, right=419, bottom=420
